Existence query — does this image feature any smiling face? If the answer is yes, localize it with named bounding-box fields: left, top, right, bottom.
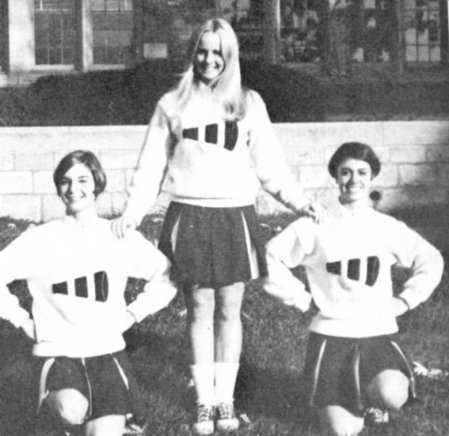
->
left=336, top=158, right=373, bottom=205
left=194, top=31, right=225, bottom=85
left=58, top=163, right=97, bottom=216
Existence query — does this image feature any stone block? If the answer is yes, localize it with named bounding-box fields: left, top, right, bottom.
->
left=105, top=170, right=126, bottom=193
left=99, top=149, right=140, bottom=169
left=375, top=165, right=399, bottom=187
left=383, top=121, right=449, bottom=146
left=0, top=194, right=42, bottom=222
left=33, top=171, right=55, bottom=194
left=399, top=164, right=437, bottom=186
left=426, top=145, right=449, bottom=162
left=437, top=164, right=449, bottom=187
left=390, top=146, right=426, bottom=163
left=299, top=166, right=334, bottom=188
left=0, top=172, right=33, bottom=194
left=378, top=187, right=447, bottom=211
left=15, top=151, right=54, bottom=171
left=0, top=152, right=14, bottom=170
left=277, top=122, right=384, bottom=149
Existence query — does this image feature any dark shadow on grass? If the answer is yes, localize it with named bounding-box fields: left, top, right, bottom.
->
left=234, top=358, right=317, bottom=431
left=0, top=321, right=37, bottom=435
left=124, top=323, right=194, bottom=410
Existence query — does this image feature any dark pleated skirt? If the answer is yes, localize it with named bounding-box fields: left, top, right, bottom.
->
left=158, top=202, right=268, bottom=288
left=303, top=332, right=416, bottom=414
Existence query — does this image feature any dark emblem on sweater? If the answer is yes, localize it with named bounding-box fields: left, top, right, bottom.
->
left=183, top=121, right=239, bottom=151
left=326, top=256, right=380, bottom=286
left=52, top=271, right=109, bottom=302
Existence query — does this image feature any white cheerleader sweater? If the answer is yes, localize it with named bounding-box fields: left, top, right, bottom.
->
left=125, top=88, right=308, bottom=223
left=265, top=204, right=444, bottom=337
left=0, top=216, right=177, bottom=357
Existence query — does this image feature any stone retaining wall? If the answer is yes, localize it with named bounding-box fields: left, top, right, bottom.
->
left=0, top=121, right=447, bottom=222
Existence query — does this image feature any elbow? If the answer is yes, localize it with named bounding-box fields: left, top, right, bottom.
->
left=438, top=250, right=445, bottom=274
left=167, top=283, right=178, bottom=303
left=432, top=249, right=445, bottom=283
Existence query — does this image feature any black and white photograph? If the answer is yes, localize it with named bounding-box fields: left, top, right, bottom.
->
left=0, top=1, right=448, bottom=435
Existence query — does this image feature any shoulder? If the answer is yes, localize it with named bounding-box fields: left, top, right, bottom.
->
left=156, top=90, right=179, bottom=115
left=3, top=219, right=63, bottom=250
left=26, top=219, right=64, bottom=238
left=244, top=89, right=265, bottom=107
left=370, top=210, right=407, bottom=229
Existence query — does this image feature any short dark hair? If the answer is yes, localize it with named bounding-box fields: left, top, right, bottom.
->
left=328, top=142, right=381, bottom=179
left=53, top=150, right=107, bottom=196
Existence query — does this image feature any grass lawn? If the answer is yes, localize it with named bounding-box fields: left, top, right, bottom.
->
left=0, top=212, right=448, bottom=435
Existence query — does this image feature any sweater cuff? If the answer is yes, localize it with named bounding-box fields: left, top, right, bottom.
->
left=292, top=291, right=313, bottom=312
left=396, top=292, right=414, bottom=310
left=11, top=310, right=32, bottom=329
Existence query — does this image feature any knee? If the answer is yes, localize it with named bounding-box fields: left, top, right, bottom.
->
left=215, top=285, right=244, bottom=323
left=366, top=370, right=409, bottom=411
left=45, top=389, right=89, bottom=426
left=189, top=293, right=215, bottom=324
left=377, top=382, right=408, bottom=410
left=215, top=301, right=241, bottom=323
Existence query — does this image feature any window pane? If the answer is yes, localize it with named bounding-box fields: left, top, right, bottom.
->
left=92, top=0, right=105, bottom=11
left=34, top=0, right=75, bottom=65
left=105, top=0, right=120, bottom=12
left=403, top=1, right=441, bottom=63
left=92, top=2, right=133, bottom=64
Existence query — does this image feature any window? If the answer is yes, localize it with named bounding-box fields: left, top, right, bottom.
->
left=34, top=0, right=76, bottom=65
left=404, top=0, right=441, bottom=62
left=223, top=0, right=264, bottom=60
left=0, top=1, right=6, bottom=70
left=279, top=0, right=320, bottom=62
left=92, top=0, right=133, bottom=64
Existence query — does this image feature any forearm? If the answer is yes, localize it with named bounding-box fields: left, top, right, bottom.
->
left=397, top=244, right=444, bottom=310
left=0, top=288, right=31, bottom=328
left=126, top=279, right=177, bottom=322
left=264, top=254, right=312, bottom=312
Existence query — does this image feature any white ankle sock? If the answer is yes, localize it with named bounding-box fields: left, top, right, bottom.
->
left=190, top=364, right=215, bottom=406
left=214, top=362, right=240, bottom=404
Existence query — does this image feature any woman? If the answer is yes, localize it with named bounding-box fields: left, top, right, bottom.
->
left=0, top=150, right=176, bottom=436
left=264, top=142, right=444, bottom=435
left=112, top=18, right=318, bottom=435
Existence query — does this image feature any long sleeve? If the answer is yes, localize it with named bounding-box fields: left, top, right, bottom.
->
left=123, top=232, right=177, bottom=322
left=264, top=219, right=314, bottom=311
left=0, top=233, right=32, bottom=328
left=391, top=222, right=444, bottom=310
left=248, top=91, right=309, bottom=211
left=125, top=103, right=172, bottom=224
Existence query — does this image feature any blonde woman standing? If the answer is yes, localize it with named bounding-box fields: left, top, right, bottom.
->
left=112, top=18, right=317, bottom=435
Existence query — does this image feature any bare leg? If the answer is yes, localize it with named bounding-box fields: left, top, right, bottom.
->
left=318, top=405, right=364, bottom=436
left=44, top=388, right=89, bottom=427
left=214, top=282, right=245, bottom=432
left=365, top=369, right=409, bottom=411
left=184, top=286, right=215, bottom=365
left=214, top=282, right=245, bottom=363
left=184, top=286, right=216, bottom=435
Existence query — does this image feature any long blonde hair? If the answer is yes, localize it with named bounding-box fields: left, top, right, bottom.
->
left=174, top=18, right=246, bottom=119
